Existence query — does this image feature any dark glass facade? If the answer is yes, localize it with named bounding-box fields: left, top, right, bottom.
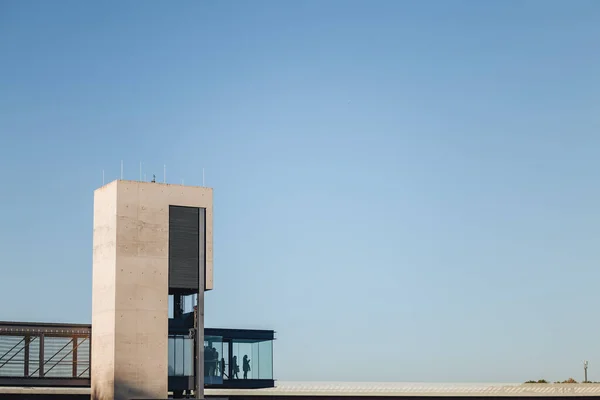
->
left=168, top=311, right=276, bottom=391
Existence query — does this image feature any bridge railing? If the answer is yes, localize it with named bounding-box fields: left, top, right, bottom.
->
left=0, top=321, right=91, bottom=387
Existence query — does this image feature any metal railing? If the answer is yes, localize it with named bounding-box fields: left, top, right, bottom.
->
left=0, top=321, right=91, bottom=387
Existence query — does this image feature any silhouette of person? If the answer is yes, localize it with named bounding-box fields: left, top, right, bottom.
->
left=243, top=354, right=251, bottom=379
left=204, top=346, right=211, bottom=378
left=213, top=348, right=219, bottom=377
left=221, top=357, right=227, bottom=379
left=231, top=355, right=239, bottom=379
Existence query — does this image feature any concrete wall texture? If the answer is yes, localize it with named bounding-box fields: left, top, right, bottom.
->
left=91, top=180, right=213, bottom=400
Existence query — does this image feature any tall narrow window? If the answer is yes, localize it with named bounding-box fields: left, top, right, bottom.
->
left=169, top=206, right=206, bottom=294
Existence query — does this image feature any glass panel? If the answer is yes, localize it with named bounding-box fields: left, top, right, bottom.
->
left=77, top=338, right=90, bottom=378
left=230, top=339, right=273, bottom=380
left=231, top=341, right=240, bottom=379
left=168, top=337, right=175, bottom=376
left=168, top=335, right=194, bottom=377
left=183, top=337, right=193, bottom=376
left=44, top=337, right=73, bottom=377
left=28, top=338, right=40, bottom=377
left=247, top=341, right=259, bottom=380
left=0, top=336, right=26, bottom=377
left=204, top=335, right=223, bottom=385
left=222, top=342, right=229, bottom=380
left=258, top=340, right=273, bottom=379
left=174, top=337, right=184, bottom=376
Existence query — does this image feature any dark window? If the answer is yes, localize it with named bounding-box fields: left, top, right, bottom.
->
left=169, top=205, right=205, bottom=294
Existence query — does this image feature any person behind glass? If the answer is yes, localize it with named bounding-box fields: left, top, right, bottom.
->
left=231, top=355, right=240, bottom=379
left=206, top=347, right=211, bottom=377
left=243, top=354, right=251, bottom=379
left=213, top=348, right=219, bottom=377
left=204, top=346, right=210, bottom=377
left=221, top=357, right=227, bottom=378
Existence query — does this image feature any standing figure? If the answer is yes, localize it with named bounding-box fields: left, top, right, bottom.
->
left=204, top=346, right=210, bottom=378
left=231, top=355, right=240, bottom=379
left=221, top=357, right=227, bottom=379
left=214, top=349, right=219, bottom=377
left=243, top=354, right=251, bottom=379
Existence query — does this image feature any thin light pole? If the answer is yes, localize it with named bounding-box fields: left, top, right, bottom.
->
left=584, top=361, right=589, bottom=383
left=196, top=280, right=205, bottom=398
left=196, top=208, right=206, bottom=399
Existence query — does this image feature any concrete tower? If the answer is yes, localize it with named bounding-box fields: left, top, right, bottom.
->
left=91, top=180, right=213, bottom=400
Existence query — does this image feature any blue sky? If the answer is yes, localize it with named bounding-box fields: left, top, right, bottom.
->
left=1, top=0, right=600, bottom=383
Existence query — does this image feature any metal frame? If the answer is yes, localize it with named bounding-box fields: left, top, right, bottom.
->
left=205, top=328, right=275, bottom=341
left=206, top=378, right=276, bottom=389
left=0, top=322, right=91, bottom=387
left=0, top=322, right=91, bottom=337
left=169, top=323, right=276, bottom=341
left=0, top=376, right=90, bottom=387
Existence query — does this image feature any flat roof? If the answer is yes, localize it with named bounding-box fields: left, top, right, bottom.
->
left=3, top=382, right=600, bottom=397
left=205, top=382, right=600, bottom=397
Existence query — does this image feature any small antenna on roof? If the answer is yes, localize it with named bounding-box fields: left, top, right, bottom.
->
left=102, top=170, right=105, bottom=185
left=139, top=162, right=142, bottom=181
left=120, top=160, right=123, bottom=180
left=163, top=164, right=166, bottom=183
left=202, top=168, right=205, bottom=186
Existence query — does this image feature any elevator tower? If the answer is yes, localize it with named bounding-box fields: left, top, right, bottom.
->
left=91, top=180, right=213, bottom=400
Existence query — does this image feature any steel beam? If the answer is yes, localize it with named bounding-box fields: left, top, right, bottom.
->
left=24, top=336, right=29, bottom=377
left=0, top=323, right=90, bottom=337
left=0, top=376, right=90, bottom=387
left=195, top=208, right=206, bottom=399
left=72, top=338, right=77, bottom=378
left=39, top=334, right=44, bottom=378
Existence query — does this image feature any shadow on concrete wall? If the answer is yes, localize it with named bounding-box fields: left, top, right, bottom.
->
left=91, top=378, right=160, bottom=400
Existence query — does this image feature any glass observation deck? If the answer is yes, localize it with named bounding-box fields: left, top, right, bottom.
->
left=167, top=329, right=275, bottom=391
left=168, top=314, right=275, bottom=392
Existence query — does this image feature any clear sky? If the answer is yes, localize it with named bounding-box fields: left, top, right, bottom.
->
left=1, top=0, right=600, bottom=383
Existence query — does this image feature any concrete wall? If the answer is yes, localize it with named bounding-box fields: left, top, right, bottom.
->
left=91, top=180, right=213, bottom=400
left=91, top=182, right=117, bottom=400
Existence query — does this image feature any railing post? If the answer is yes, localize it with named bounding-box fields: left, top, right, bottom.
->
left=72, top=337, right=78, bottom=378
left=38, top=334, right=44, bottom=378
left=88, top=332, right=92, bottom=378
left=228, top=341, right=233, bottom=380
left=24, top=335, right=30, bottom=377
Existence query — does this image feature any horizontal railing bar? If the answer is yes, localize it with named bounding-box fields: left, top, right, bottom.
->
left=0, top=325, right=90, bottom=336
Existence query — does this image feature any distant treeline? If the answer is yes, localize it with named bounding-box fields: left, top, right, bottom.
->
left=525, top=379, right=598, bottom=384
